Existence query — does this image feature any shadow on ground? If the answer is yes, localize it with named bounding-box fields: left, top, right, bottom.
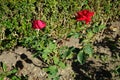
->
left=94, top=35, right=120, bottom=58
left=72, top=61, right=112, bottom=80
left=71, top=21, right=120, bottom=80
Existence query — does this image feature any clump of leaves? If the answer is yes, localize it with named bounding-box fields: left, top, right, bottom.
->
left=0, top=62, right=28, bottom=80
left=44, top=65, right=59, bottom=80
left=77, top=43, right=93, bottom=64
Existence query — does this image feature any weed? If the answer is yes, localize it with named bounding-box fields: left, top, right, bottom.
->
left=0, top=62, right=28, bottom=80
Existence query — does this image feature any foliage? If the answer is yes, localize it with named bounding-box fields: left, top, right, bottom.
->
left=0, top=62, right=28, bottom=80
left=114, top=65, right=120, bottom=75
left=0, top=0, right=120, bottom=79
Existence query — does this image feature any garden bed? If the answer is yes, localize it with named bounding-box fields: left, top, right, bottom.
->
left=0, top=0, right=120, bottom=80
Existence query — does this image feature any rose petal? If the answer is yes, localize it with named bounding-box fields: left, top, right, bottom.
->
left=75, top=10, right=94, bottom=24
left=85, top=17, right=91, bottom=24
left=32, top=20, right=46, bottom=30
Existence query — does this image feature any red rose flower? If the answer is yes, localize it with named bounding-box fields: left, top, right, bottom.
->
left=75, top=10, right=94, bottom=24
left=32, top=20, right=46, bottom=30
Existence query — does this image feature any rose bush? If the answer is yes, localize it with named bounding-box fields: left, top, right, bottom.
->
left=76, top=10, right=94, bottom=24
left=32, top=20, right=46, bottom=30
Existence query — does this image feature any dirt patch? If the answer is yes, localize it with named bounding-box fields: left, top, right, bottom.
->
left=0, top=47, right=47, bottom=80
left=0, top=47, right=74, bottom=80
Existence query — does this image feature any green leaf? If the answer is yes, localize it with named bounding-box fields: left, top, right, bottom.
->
left=93, top=27, right=99, bottom=33
left=11, top=76, right=21, bottom=80
left=0, top=77, right=4, bottom=80
left=8, top=69, right=17, bottom=75
left=58, top=62, right=66, bottom=69
left=48, top=42, right=56, bottom=51
left=66, top=52, right=74, bottom=59
left=73, top=33, right=80, bottom=38
left=42, top=53, right=48, bottom=61
left=83, top=44, right=93, bottom=57
left=99, top=24, right=106, bottom=31
left=116, top=65, right=120, bottom=74
left=62, top=49, right=71, bottom=58
left=62, top=47, right=74, bottom=59
left=67, top=32, right=80, bottom=38
left=1, top=62, right=7, bottom=72
left=67, top=32, right=74, bottom=38
left=47, top=66, right=58, bottom=78
left=92, top=24, right=106, bottom=33
left=43, top=42, right=57, bottom=54
left=87, top=31, right=94, bottom=39
left=43, top=48, right=51, bottom=54
left=77, top=51, right=86, bottom=64
left=28, top=0, right=36, bottom=3
left=53, top=56, right=59, bottom=65
left=53, top=76, right=60, bottom=80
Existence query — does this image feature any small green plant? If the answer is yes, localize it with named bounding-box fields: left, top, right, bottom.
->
left=44, top=65, right=59, bottom=80
left=115, top=65, right=120, bottom=75
left=0, top=62, right=27, bottom=80
left=77, top=43, right=93, bottom=64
